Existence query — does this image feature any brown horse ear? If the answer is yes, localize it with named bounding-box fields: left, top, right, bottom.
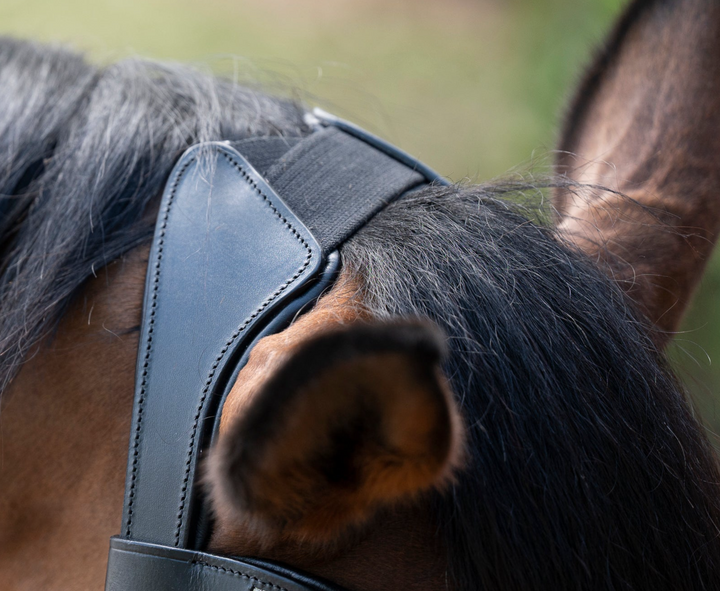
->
left=554, top=0, right=720, bottom=345
left=206, top=319, right=463, bottom=549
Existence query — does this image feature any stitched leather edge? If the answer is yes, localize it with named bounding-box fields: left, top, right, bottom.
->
left=193, top=560, right=290, bottom=591
left=124, top=156, right=194, bottom=537
left=173, top=151, right=314, bottom=545
left=124, top=148, right=316, bottom=544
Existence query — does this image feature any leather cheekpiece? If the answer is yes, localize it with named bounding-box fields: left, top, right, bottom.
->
left=121, top=143, right=325, bottom=549
left=108, top=113, right=446, bottom=591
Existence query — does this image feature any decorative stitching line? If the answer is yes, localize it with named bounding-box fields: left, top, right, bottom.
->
left=192, top=560, right=289, bottom=591
left=124, top=156, right=195, bottom=537
left=174, top=149, right=313, bottom=546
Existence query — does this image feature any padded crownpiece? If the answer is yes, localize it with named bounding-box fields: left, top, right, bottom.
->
left=108, top=112, right=445, bottom=591
left=121, top=142, right=329, bottom=548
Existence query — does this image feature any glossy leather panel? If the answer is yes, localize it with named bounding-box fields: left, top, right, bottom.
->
left=121, top=143, right=324, bottom=548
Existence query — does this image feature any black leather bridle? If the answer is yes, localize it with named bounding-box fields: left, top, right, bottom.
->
left=104, top=109, right=446, bottom=591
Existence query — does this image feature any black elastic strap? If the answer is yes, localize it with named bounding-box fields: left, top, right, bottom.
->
left=266, top=126, right=426, bottom=253
left=230, top=136, right=302, bottom=177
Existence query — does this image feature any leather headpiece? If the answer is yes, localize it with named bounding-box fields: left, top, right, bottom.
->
left=105, top=109, right=446, bottom=591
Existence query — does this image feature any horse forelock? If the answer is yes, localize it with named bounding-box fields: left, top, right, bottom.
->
left=0, top=38, right=310, bottom=394
left=2, top=37, right=720, bottom=590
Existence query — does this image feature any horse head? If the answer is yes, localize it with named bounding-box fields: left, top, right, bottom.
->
left=2, top=0, right=720, bottom=589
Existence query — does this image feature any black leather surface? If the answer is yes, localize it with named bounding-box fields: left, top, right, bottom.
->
left=110, top=115, right=446, bottom=591
left=121, top=143, right=324, bottom=548
left=106, top=538, right=346, bottom=591
left=194, top=251, right=341, bottom=550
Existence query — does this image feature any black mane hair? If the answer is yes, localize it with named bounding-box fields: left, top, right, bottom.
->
left=0, top=39, right=310, bottom=393
left=345, top=188, right=720, bottom=588
left=2, top=38, right=720, bottom=590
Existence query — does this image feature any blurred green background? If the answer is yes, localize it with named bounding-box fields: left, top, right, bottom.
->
left=2, top=0, right=718, bottom=439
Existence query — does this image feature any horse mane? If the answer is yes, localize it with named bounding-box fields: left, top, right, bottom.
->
left=0, top=38, right=309, bottom=394
left=346, top=187, right=720, bottom=588
left=2, top=37, right=720, bottom=589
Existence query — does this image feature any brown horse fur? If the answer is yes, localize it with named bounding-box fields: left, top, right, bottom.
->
left=4, top=0, right=720, bottom=590
left=555, top=0, right=720, bottom=346
left=206, top=273, right=464, bottom=581
left=0, top=257, right=458, bottom=591
left=0, top=247, right=147, bottom=590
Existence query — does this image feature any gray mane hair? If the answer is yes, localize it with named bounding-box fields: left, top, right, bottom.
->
left=0, top=38, right=309, bottom=394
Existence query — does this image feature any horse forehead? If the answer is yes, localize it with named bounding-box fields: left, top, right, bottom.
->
left=63, top=245, right=149, bottom=337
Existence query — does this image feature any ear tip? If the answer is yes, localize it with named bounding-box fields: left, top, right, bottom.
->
left=290, top=317, right=447, bottom=369
left=366, top=317, right=449, bottom=363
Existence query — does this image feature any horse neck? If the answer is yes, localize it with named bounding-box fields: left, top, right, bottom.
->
left=0, top=245, right=447, bottom=591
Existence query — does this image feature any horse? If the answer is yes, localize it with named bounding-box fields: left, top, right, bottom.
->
left=2, top=0, right=720, bottom=589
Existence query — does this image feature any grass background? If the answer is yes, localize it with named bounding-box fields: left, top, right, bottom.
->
left=2, top=0, right=719, bottom=439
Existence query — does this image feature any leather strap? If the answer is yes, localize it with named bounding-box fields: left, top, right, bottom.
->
left=121, top=143, right=326, bottom=547
left=111, top=113, right=444, bottom=591
left=106, top=538, right=345, bottom=591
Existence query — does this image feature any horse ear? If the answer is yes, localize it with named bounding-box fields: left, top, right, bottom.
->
left=554, top=0, right=720, bottom=345
left=206, top=319, right=463, bottom=550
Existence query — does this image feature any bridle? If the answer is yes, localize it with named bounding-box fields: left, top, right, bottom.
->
left=104, top=109, right=446, bottom=591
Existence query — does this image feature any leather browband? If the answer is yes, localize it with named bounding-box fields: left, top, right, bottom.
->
left=106, top=109, right=446, bottom=591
